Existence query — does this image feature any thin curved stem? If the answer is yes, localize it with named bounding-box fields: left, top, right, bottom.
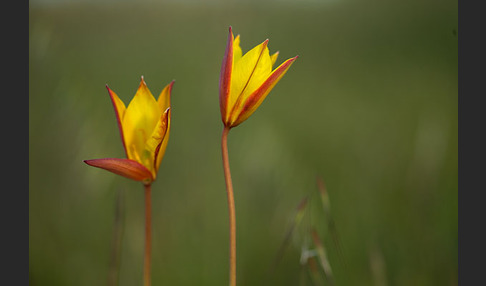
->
left=143, top=183, right=152, bottom=286
left=221, top=126, right=237, bottom=286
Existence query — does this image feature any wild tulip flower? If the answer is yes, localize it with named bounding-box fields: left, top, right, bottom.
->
left=219, top=26, right=298, bottom=128
left=84, top=76, right=173, bottom=185
left=84, top=76, right=174, bottom=286
left=218, top=27, right=297, bottom=286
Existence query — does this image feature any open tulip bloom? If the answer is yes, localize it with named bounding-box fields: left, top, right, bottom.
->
left=219, top=27, right=297, bottom=286
left=84, top=76, right=174, bottom=286
left=84, top=76, right=173, bottom=185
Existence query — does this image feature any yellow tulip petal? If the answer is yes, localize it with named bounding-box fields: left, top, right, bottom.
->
left=233, top=34, right=242, bottom=62
left=155, top=83, right=173, bottom=174
left=84, top=158, right=153, bottom=183
left=232, top=56, right=298, bottom=127
left=157, top=80, right=175, bottom=112
left=106, top=85, right=128, bottom=157
left=270, top=51, right=279, bottom=67
left=229, top=39, right=273, bottom=123
left=122, top=76, right=161, bottom=166
left=144, top=108, right=170, bottom=178
left=155, top=108, right=171, bottom=173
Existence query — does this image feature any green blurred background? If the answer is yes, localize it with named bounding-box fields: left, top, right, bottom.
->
left=29, top=0, right=457, bottom=285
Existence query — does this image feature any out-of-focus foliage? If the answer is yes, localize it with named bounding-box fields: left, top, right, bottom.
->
left=29, top=0, right=457, bottom=285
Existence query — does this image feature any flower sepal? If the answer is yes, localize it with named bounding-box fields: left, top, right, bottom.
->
left=84, top=158, right=154, bottom=184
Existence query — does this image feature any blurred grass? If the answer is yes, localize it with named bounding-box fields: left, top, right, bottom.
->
left=29, top=0, right=457, bottom=285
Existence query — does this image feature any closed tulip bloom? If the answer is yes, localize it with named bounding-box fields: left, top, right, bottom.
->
left=219, top=26, right=298, bottom=128
left=218, top=27, right=298, bottom=286
left=84, top=76, right=174, bottom=185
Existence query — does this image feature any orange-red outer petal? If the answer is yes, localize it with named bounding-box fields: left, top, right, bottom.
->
left=84, top=158, right=153, bottom=182
left=219, top=26, right=233, bottom=123
left=232, top=55, right=298, bottom=127
left=106, top=85, right=128, bottom=158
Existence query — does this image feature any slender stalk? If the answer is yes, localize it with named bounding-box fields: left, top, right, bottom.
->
left=143, top=183, right=152, bottom=286
left=221, top=126, right=237, bottom=286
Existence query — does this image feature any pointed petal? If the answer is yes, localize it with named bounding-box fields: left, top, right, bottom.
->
left=106, top=85, right=128, bottom=157
left=232, top=56, right=298, bottom=127
left=122, top=76, right=161, bottom=164
left=145, top=108, right=170, bottom=178
left=229, top=39, right=273, bottom=123
left=84, top=158, right=153, bottom=182
left=157, top=80, right=175, bottom=112
left=233, top=34, right=242, bottom=62
left=270, top=51, right=279, bottom=67
left=219, top=26, right=234, bottom=124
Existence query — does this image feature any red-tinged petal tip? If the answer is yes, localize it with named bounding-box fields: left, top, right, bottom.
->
left=84, top=158, right=153, bottom=183
left=287, top=55, right=299, bottom=62
left=168, top=80, right=175, bottom=93
left=105, top=85, right=117, bottom=99
left=281, top=55, right=299, bottom=67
